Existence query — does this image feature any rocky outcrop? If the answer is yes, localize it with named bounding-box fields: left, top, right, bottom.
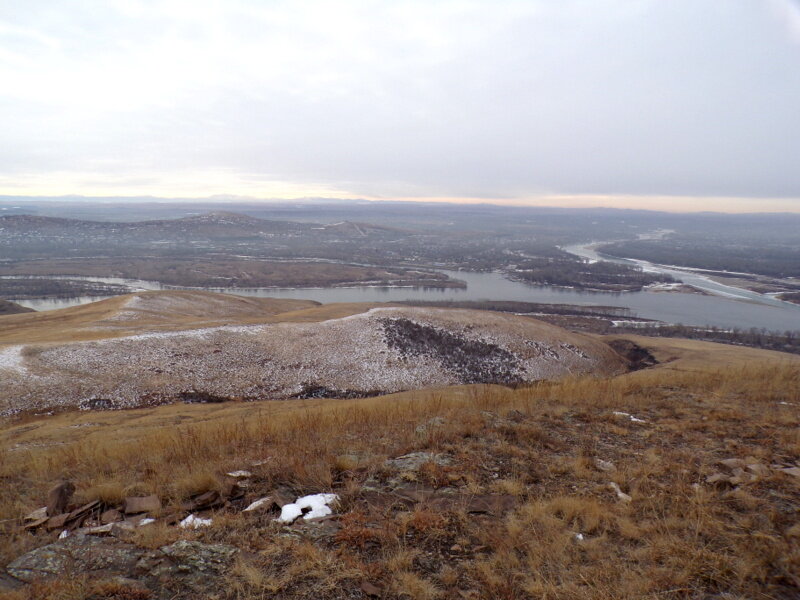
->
left=5, top=535, right=238, bottom=598
left=7, top=535, right=145, bottom=583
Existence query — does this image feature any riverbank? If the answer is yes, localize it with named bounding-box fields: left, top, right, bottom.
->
left=0, top=258, right=463, bottom=297
left=561, top=241, right=800, bottom=309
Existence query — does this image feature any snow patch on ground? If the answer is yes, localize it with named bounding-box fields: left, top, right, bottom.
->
left=179, top=514, right=213, bottom=529
left=278, top=493, right=339, bottom=523
left=613, top=411, right=647, bottom=423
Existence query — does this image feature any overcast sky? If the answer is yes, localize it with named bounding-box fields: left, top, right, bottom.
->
left=1, top=0, right=799, bottom=211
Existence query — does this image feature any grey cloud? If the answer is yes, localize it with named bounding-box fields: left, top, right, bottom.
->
left=0, top=0, right=798, bottom=202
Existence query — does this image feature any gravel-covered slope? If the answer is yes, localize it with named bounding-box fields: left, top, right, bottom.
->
left=0, top=306, right=628, bottom=415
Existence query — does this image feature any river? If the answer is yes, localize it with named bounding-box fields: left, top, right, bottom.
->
left=11, top=255, right=800, bottom=331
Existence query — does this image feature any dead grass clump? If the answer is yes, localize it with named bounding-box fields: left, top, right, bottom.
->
left=81, top=481, right=126, bottom=505
left=226, top=539, right=362, bottom=598
left=172, top=471, right=220, bottom=500
left=385, top=547, right=420, bottom=573
left=335, top=511, right=392, bottom=550
left=397, top=507, right=449, bottom=539
left=128, top=521, right=181, bottom=550
left=392, top=571, right=441, bottom=600
left=0, top=576, right=152, bottom=600
left=541, top=496, right=614, bottom=534
left=491, top=477, right=527, bottom=497
left=332, top=454, right=360, bottom=473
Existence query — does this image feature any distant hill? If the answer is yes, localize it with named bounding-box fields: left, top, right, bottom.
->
left=0, top=211, right=307, bottom=238
left=0, top=212, right=411, bottom=243
left=0, top=211, right=419, bottom=262
left=0, top=299, right=33, bottom=315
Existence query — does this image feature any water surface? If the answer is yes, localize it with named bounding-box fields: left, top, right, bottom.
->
left=12, top=267, right=800, bottom=332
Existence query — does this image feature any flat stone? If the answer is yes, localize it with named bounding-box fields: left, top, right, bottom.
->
left=706, top=473, right=729, bottom=484
left=782, top=467, right=800, bottom=478
left=81, top=523, right=115, bottom=535
left=385, top=452, right=452, bottom=471
left=24, top=507, right=48, bottom=521
left=719, top=458, right=746, bottom=470
left=361, top=581, right=383, bottom=597
left=226, top=470, right=253, bottom=478
left=110, top=521, right=138, bottom=537
left=243, top=496, right=283, bottom=513
left=65, top=500, right=100, bottom=527
left=46, top=513, right=70, bottom=530
left=747, top=463, right=770, bottom=477
left=594, top=458, right=617, bottom=472
left=123, top=495, right=161, bottom=515
left=181, top=490, right=223, bottom=511
left=24, top=516, right=49, bottom=530
left=101, top=508, right=123, bottom=524
left=125, top=514, right=152, bottom=526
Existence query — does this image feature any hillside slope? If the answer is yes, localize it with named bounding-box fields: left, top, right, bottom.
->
left=0, top=362, right=798, bottom=599
left=0, top=293, right=627, bottom=414
left=0, top=291, right=319, bottom=343
left=0, top=299, right=33, bottom=316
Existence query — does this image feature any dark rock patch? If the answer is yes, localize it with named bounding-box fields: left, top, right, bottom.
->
left=607, top=339, right=658, bottom=371
left=0, top=299, right=34, bottom=315
left=292, top=385, right=383, bottom=399
left=381, top=317, right=523, bottom=384
left=178, top=390, right=230, bottom=403
left=78, top=398, right=115, bottom=410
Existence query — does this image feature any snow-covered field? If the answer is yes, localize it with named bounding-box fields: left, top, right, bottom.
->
left=0, top=307, right=627, bottom=415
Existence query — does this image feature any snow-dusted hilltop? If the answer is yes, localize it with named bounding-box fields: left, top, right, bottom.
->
left=0, top=292, right=628, bottom=415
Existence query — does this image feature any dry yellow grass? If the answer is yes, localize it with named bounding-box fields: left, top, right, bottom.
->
left=1, top=357, right=798, bottom=599
left=605, top=333, right=800, bottom=372
left=0, top=291, right=320, bottom=344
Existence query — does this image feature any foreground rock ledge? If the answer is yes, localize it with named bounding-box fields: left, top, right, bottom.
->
left=5, top=535, right=238, bottom=596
